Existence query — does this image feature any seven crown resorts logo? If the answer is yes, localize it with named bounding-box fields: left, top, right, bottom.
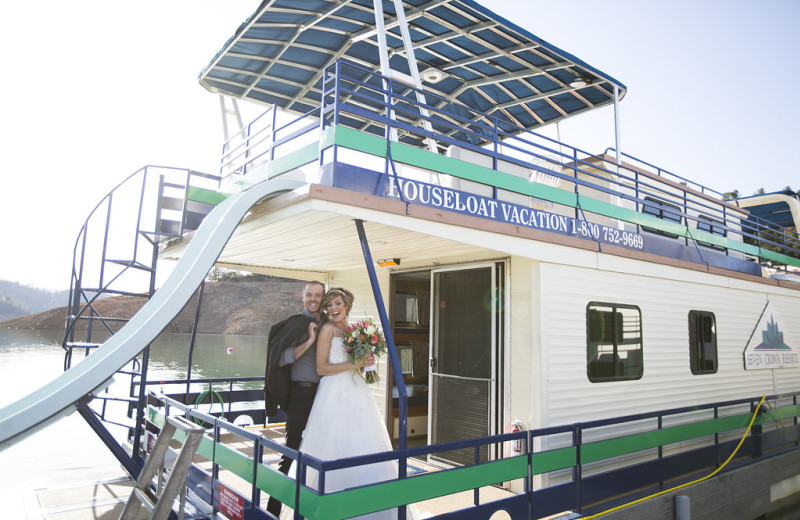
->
left=744, top=301, right=799, bottom=369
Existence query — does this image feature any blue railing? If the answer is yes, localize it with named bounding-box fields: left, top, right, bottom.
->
left=144, top=390, right=799, bottom=519
left=218, top=58, right=800, bottom=269
left=219, top=104, right=321, bottom=180
left=63, top=165, right=221, bottom=472
left=64, top=165, right=221, bottom=366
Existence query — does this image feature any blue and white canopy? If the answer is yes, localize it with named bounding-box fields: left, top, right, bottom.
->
left=200, top=0, right=626, bottom=140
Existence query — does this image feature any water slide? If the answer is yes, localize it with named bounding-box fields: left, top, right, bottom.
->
left=0, top=178, right=303, bottom=450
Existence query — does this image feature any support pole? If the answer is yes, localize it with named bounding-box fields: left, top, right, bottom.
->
left=353, top=220, right=409, bottom=456
left=354, top=218, right=410, bottom=519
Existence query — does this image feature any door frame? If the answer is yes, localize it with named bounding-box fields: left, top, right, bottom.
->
left=427, top=260, right=506, bottom=463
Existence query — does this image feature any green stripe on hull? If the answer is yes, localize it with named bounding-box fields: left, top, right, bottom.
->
left=532, top=446, right=578, bottom=474
left=268, top=141, right=321, bottom=179
left=581, top=413, right=754, bottom=464
left=291, top=457, right=528, bottom=519
left=257, top=463, right=298, bottom=508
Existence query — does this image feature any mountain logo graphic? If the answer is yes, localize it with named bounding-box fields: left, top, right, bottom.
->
left=744, top=302, right=799, bottom=370
left=753, top=317, right=792, bottom=350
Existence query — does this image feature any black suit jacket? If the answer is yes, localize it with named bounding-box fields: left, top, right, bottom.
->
left=264, top=314, right=313, bottom=415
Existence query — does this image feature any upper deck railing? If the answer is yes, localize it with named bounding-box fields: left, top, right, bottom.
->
left=218, top=59, right=800, bottom=273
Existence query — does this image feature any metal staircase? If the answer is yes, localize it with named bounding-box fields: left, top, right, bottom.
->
left=62, top=165, right=221, bottom=457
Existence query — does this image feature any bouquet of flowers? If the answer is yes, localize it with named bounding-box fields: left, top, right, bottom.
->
left=343, top=318, right=387, bottom=384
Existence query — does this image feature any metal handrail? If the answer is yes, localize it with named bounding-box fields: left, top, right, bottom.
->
left=61, top=165, right=222, bottom=478
left=145, top=389, right=800, bottom=519
left=290, top=58, right=800, bottom=266
left=64, top=166, right=221, bottom=363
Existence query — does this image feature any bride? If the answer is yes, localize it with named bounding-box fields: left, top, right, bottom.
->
left=284, top=287, right=415, bottom=520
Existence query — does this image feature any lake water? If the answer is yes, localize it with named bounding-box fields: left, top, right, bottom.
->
left=0, top=328, right=268, bottom=491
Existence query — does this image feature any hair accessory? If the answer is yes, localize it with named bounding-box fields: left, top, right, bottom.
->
left=328, top=289, right=346, bottom=297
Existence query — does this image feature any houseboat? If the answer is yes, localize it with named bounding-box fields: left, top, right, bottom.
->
left=1, top=1, right=799, bottom=519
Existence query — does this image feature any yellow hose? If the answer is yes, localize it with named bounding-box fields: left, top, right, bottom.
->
left=580, top=395, right=767, bottom=519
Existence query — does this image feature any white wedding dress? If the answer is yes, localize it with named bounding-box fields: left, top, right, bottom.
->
left=284, top=336, right=415, bottom=520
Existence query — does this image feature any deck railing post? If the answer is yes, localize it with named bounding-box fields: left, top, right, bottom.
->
left=572, top=149, right=580, bottom=220
left=752, top=399, right=763, bottom=459
left=474, top=446, right=481, bottom=506
left=295, top=452, right=305, bottom=520
left=658, top=415, right=664, bottom=490
left=333, top=61, right=341, bottom=166
left=526, top=429, right=533, bottom=518
left=492, top=116, right=499, bottom=199
left=682, top=189, right=689, bottom=246
left=212, top=419, right=221, bottom=487
left=795, top=395, right=799, bottom=447
left=270, top=103, right=277, bottom=163
left=252, top=438, right=262, bottom=512
left=575, top=424, right=583, bottom=513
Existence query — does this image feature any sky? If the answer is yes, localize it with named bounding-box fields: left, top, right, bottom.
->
left=1, top=0, right=798, bottom=291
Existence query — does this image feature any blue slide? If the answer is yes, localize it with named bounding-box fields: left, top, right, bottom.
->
left=0, top=178, right=303, bottom=449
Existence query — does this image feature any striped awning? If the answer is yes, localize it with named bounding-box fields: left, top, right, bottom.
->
left=200, top=0, right=626, bottom=140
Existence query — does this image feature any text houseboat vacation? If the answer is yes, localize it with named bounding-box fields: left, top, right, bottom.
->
left=2, top=1, right=800, bottom=519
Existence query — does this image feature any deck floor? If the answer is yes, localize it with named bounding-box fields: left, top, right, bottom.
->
left=4, top=424, right=517, bottom=519
left=12, top=467, right=514, bottom=519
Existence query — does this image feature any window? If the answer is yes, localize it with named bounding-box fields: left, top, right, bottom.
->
left=642, top=196, right=682, bottom=238
left=696, top=215, right=727, bottom=252
left=689, top=311, right=717, bottom=374
left=586, top=302, right=643, bottom=382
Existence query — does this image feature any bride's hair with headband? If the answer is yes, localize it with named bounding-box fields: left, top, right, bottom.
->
left=321, top=287, right=354, bottom=319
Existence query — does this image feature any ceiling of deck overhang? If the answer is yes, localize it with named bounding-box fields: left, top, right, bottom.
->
left=218, top=211, right=489, bottom=272
left=199, top=0, right=627, bottom=142
left=161, top=198, right=495, bottom=274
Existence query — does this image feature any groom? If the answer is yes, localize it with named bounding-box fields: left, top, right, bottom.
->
left=265, top=280, right=324, bottom=518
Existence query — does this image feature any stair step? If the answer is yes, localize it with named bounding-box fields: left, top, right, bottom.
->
left=70, top=315, right=130, bottom=323
left=106, top=259, right=155, bottom=272
left=139, top=231, right=180, bottom=246
left=64, top=341, right=103, bottom=349
left=160, top=195, right=185, bottom=212
left=157, top=219, right=182, bottom=236
left=183, top=211, right=207, bottom=231
left=72, top=288, right=150, bottom=297
left=95, top=393, right=139, bottom=404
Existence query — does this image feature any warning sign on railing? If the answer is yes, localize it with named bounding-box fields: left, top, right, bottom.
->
left=218, top=483, right=244, bottom=520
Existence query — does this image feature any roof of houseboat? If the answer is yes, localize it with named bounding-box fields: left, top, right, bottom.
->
left=735, top=190, right=800, bottom=229
left=199, top=0, right=626, bottom=141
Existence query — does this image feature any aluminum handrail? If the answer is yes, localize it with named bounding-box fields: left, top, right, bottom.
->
left=226, top=58, right=799, bottom=266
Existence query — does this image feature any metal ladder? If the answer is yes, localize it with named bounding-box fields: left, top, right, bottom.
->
left=120, top=416, right=205, bottom=520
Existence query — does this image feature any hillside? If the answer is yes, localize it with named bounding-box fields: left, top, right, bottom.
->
left=0, top=277, right=308, bottom=335
left=0, top=280, right=69, bottom=322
